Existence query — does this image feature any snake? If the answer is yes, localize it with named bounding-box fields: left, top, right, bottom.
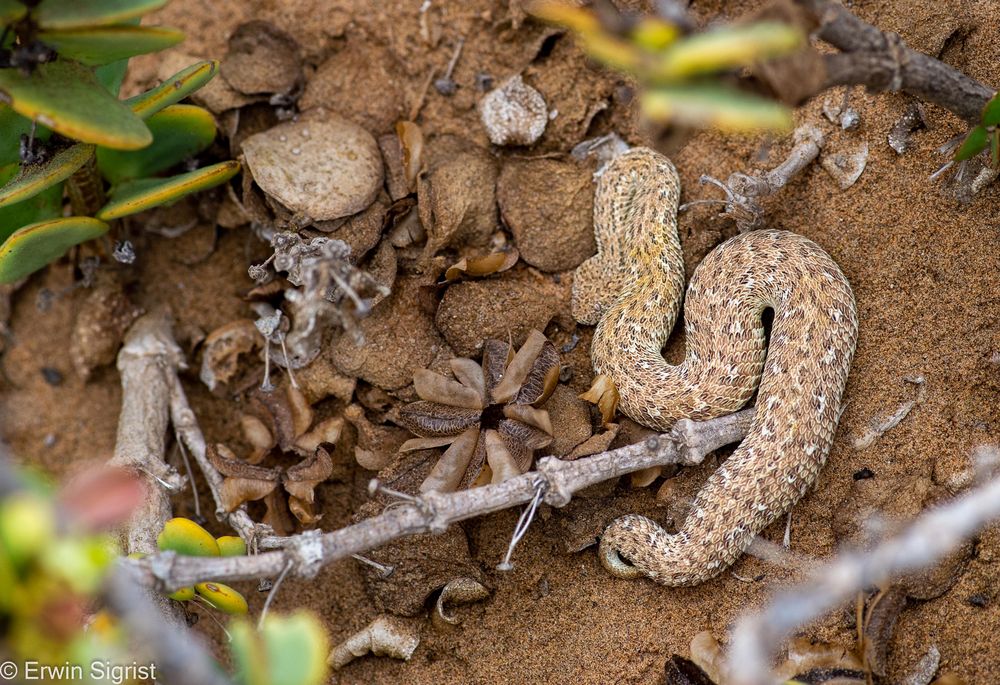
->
left=572, top=147, right=858, bottom=586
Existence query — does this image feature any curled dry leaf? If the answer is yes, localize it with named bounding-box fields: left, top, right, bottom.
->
left=664, top=655, right=717, bottom=685
left=328, top=616, right=421, bottom=670
left=343, top=404, right=410, bottom=471
left=209, top=443, right=280, bottom=511
left=199, top=319, right=262, bottom=392
left=240, top=413, right=275, bottom=465
left=396, top=330, right=561, bottom=492
left=579, top=373, right=620, bottom=426
left=442, top=250, right=519, bottom=282
left=432, top=577, right=490, bottom=629
left=862, top=586, right=907, bottom=679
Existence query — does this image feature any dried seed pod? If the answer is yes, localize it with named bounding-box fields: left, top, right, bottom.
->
left=479, top=75, right=548, bottom=146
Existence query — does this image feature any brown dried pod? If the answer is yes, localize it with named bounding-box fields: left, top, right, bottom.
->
left=442, top=250, right=519, bottom=283
left=397, top=330, right=562, bottom=492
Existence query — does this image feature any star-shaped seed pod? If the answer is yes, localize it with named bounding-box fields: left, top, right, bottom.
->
left=398, top=329, right=560, bottom=492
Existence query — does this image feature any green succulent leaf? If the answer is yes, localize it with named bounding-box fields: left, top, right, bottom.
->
left=954, top=125, right=989, bottom=161
left=96, top=159, right=240, bottom=220
left=0, top=61, right=151, bottom=150
left=34, top=0, right=169, bottom=30
left=0, top=0, right=26, bottom=25
left=641, top=84, right=793, bottom=132
left=38, top=25, right=185, bottom=66
left=95, top=58, right=130, bottom=95
left=651, top=21, right=803, bottom=81
left=126, top=60, right=219, bottom=119
left=232, top=613, right=330, bottom=685
left=981, top=92, right=1000, bottom=127
left=0, top=143, right=94, bottom=208
left=97, top=104, right=216, bottom=184
left=0, top=216, right=109, bottom=283
left=0, top=163, right=63, bottom=242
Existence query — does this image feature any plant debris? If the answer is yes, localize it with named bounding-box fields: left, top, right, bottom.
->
left=397, top=329, right=560, bottom=492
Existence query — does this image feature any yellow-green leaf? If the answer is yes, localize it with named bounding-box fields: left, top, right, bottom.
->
left=0, top=216, right=108, bottom=283
left=0, top=162, right=62, bottom=242
left=631, top=17, right=681, bottom=51
left=231, top=613, right=330, bottom=685
left=641, top=85, right=793, bottom=132
left=168, top=586, right=196, bottom=602
left=195, top=582, right=248, bottom=615
left=0, top=143, right=93, bottom=208
left=97, top=104, right=215, bottom=184
left=216, top=535, right=247, bottom=557
left=34, top=0, right=168, bottom=29
left=39, top=25, right=184, bottom=66
left=157, top=517, right=221, bottom=557
left=0, top=61, right=151, bottom=149
left=126, top=60, right=219, bottom=119
left=96, top=160, right=240, bottom=220
left=0, top=0, right=26, bottom=24
left=652, top=21, right=803, bottom=80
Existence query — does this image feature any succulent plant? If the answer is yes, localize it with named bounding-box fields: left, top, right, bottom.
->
left=398, top=329, right=561, bottom=492
left=0, top=0, right=240, bottom=283
left=528, top=0, right=803, bottom=131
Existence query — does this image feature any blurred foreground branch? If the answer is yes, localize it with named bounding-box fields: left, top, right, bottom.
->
left=728, top=446, right=1000, bottom=685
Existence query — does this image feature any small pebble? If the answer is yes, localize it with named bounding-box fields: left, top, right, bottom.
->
left=40, top=367, right=63, bottom=386
left=968, top=593, right=989, bottom=608
left=853, top=467, right=876, bottom=480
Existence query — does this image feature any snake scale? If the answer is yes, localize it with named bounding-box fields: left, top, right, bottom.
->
left=572, top=147, right=858, bottom=586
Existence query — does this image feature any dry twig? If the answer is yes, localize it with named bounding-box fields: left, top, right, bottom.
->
left=798, top=0, right=997, bottom=124
left=684, top=124, right=825, bottom=232
left=127, top=409, right=754, bottom=591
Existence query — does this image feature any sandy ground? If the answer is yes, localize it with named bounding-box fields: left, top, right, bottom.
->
left=2, top=1, right=999, bottom=683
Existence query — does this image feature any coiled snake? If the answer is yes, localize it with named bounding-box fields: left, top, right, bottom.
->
left=572, top=148, right=858, bottom=586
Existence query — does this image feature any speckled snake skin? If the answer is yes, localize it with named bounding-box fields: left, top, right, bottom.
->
left=572, top=147, right=858, bottom=586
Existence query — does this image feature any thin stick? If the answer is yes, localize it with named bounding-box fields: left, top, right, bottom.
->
left=259, top=560, right=294, bottom=629
left=126, top=409, right=755, bottom=591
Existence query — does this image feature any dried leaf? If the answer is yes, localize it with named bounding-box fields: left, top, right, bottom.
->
left=449, top=357, right=486, bottom=399
left=208, top=443, right=280, bottom=481
left=492, top=329, right=548, bottom=403
left=442, top=249, right=519, bottom=282
left=398, top=400, right=481, bottom=437
left=420, top=427, right=480, bottom=494
left=251, top=385, right=298, bottom=451
left=220, top=476, right=278, bottom=512
left=399, top=435, right=459, bottom=453
left=502, top=404, right=553, bottom=435
left=295, top=416, right=344, bottom=453
left=396, top=120, right=424, bottom=189
left=240, top=413, right=275, bottom=464
left=485, top=429, right=521, bottom=483
left=283, top=448, right=333, bottom=501
left=286, top=385, right=314, bottom=438
left=579, top=373, right=619, bottom=426
left=513, top=338, right=560, bottom=405
left=664, top=655, right=717, bottom=685
left=862, top=586, right=907, bottom=678
left=413, top=368, right=484, bottom=409
left=480, top=338, right=512, bottom=395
